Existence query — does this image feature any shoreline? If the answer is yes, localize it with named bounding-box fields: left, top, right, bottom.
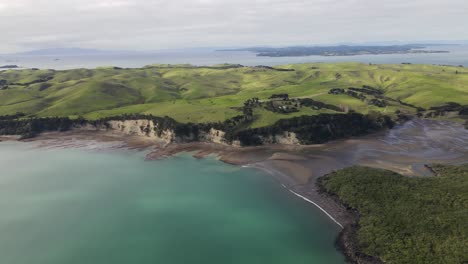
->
left=1, top=119, right=467, bottom=264
left=0, top=130, right=363, bottom=228
left=0, top=135, right=395, bottom=263
left=288, top=189, right=344, bottom=229
left=244, top=162, right=346, bottom=229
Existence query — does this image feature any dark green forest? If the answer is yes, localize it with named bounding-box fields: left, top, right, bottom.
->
left=319, top=165, right=468, bottom=264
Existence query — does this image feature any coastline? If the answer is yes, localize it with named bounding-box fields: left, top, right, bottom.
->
left=0, top=131, right=372, bottom=263
left=1, top=118, right=467, bottom=264
left=1, top=130, right=356, bottom=227
left=0, top=130, right=362, bottom=228
left=0, top=131, right=358, bottom=261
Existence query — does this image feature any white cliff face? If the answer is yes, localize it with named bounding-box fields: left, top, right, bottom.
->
left=75, top=119, right=298, bottom=146
left=231, top=140, right=242, bottom=147
left=107, top=120, right=154, bottom=136
left=276, top=132, right=301, bottom=145
left=106, top=120, right=175, bottom=144
left=262, top=131, right=300, bottom=145
left=200, top=128, right=229, bottom=145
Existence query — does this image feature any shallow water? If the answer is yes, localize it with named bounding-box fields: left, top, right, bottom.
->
left=0, top=141, right=344, bottom=264
left=290, top=119, right=468, bottom=179
left=353, top=119, right=468, bottom=175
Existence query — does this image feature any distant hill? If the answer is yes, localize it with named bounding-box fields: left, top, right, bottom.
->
left=220, top=45, right=450, bottom=57
left=0, top=62, right=466, bottom=127
left=15, top=48, right=123, bottom=56
left=0, top=65, right=19, bottom=69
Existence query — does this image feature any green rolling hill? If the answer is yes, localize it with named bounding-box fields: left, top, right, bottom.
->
left=1, top=62, right=467, bottom=127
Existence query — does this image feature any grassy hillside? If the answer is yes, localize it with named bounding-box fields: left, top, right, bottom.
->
left=1, top=63, right=467, bottom=126
left=320, top=165, right=468, bottom=264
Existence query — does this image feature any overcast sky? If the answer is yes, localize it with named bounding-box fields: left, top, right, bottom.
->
left=0, top=0, right=467, bottom=53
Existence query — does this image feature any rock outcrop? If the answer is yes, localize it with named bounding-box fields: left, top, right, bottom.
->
left=77, top=119, right=303, bottom=147
left=199, top=128, right=229, bottom=145
left=261, top=132, right=301, bottom=145
left=107, top=120, right=175, bottom=143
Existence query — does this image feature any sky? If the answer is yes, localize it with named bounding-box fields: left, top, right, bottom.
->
left=0, top=0, right=467, bottom=53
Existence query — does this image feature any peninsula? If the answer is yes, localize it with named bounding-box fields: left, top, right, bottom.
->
left=221, top=45, right=449, bottom=57
left=0, top=65, right=19, bottom=69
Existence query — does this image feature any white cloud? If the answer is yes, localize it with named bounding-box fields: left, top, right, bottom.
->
left=0, top=1, right=26, bottom=11
left=79, top=0, right=135, bottom=11
left=0, top=0, right=467, bottom=52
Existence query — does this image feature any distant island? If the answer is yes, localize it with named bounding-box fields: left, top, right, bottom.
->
left=14, top=48, right=123, bottom=56
left=220, top=45, right=449, bottom=57
left=0, top=65, right=19, bottom=69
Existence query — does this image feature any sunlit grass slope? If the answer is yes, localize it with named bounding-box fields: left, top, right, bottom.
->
left=1, top=63, right=467, bottom=126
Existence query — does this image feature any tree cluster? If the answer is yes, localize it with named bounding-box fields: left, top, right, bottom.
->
left=232, top=112, right=393, bottom=146
left=0, top=117, right=74, bottom=138
left=319, top=165, right=468, bottom=264
left=298, top=98, right=343, bottom=112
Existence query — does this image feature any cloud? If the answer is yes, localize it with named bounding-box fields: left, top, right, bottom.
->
left=0, top=0, right=467, bottom=52
left=79, top=0, right=135, bottom=10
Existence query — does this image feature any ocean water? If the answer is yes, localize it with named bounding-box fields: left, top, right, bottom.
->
left=1, top=45, right=467, bottom=70
left=0, top=141, right=344, bottom=264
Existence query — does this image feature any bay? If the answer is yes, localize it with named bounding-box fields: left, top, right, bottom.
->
left=0, top=141, right=344, bottom=264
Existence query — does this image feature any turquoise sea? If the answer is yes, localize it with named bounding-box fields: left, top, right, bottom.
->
left=0, top=141, right=344, bottom=264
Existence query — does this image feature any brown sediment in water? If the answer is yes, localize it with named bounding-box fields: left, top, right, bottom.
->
left=2, top=119, right=467, bottom=262
left=0, top=135, right=21, bottom=141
